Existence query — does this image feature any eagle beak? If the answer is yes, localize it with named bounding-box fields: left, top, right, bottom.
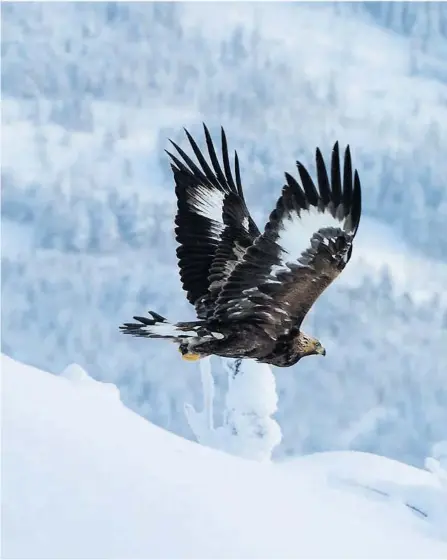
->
left=317, top=346, right=326, bottom=356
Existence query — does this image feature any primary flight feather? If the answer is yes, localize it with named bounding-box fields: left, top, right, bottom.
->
left=120, top=125, right=362, bottom=367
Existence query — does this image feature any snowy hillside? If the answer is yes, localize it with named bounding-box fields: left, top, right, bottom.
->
left=2, top=2, right=447, bottom=467
left=3, top=354, right=447, bottom=559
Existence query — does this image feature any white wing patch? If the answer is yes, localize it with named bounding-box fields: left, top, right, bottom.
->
left=188, top=185, right=225, bottom=225
left=207, top=222, right=225, bottom=243
left=141, top=322, right=224, bottom=340
left=140, top=323, right=198, bottom=338
left=277, top=205, right=343, bottom=257
left=272, top=205, right=346, bottom=276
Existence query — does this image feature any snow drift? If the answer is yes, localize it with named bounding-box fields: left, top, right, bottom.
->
left=2, top=353, right=447, bottom=559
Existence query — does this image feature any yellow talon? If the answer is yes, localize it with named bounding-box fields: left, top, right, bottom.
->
left=179, top=348, right=201, bottom=362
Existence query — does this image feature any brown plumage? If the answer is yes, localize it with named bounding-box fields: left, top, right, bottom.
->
left=120, top=125, right=362, bottom=367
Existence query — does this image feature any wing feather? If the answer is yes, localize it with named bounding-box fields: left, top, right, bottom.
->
left=213, top=143, right=362, bottom=339
left=331, top=142, right=342, bottom=208
left=169, top=124, right=260, bottom=317
left=204, top=127, right=234, bottom=193
left=316, top=148, right=331, bottom=206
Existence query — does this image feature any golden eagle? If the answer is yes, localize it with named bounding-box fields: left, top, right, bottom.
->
left=120, top=125, right=362, bottom=367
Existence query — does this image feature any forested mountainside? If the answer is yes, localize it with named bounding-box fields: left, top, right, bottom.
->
left=2, top=2, right=446, bottom=466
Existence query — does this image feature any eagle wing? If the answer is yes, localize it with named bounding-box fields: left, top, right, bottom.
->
left=168, top=125, right=261, bottom=318
left=212, top=143, right=362, bottom=340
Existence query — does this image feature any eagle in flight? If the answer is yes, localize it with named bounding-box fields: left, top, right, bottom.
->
left=120, top=125, right=362, bottom=367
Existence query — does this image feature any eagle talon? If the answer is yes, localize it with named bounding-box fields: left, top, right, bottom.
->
left=178, top=344, right=201, bottom=362
left=179, top=349, right=201, bottom=361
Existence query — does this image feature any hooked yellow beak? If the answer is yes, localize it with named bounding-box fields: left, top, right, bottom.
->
left=316, top=344, right=326, bottom=356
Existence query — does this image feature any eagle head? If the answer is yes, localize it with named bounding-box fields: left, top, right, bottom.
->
left=297, top=333, right=326, bottom=358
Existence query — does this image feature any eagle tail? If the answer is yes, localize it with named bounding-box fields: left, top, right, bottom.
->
left=119, top=311, right=224, bottom=344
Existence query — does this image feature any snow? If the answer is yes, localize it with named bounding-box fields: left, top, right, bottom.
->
left=184, top=358, right=282, bottom=461
left=1, top=98, right=199, bottom=195
left=3, top=353, right=447, bottom=559
left=344, top=216, right=447, bottom=305
left=2, top=2, right=446, bottom=469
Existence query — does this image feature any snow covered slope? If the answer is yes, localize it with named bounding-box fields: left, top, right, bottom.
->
left=2, top=354, right=447, bottom=559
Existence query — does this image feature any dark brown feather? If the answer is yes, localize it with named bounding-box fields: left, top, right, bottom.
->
left=168, top=125, right=260, bottom=316
left=121, top=130, right=362, bottom=368
left=213, top=143, right=362, bottom=340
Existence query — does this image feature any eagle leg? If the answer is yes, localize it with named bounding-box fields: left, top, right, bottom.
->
left=178, top=343, right=202, bottom=362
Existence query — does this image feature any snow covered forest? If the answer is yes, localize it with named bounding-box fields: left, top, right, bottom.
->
left=2, top=2, right=447, bottom=467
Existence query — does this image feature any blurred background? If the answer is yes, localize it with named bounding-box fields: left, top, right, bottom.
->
left=2, top=1, right=446, bottom=466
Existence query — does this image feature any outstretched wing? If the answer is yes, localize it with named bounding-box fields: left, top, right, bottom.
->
left=168, top=125, right=260, bottom=318
left=212, top=142, right=362, bottom=340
